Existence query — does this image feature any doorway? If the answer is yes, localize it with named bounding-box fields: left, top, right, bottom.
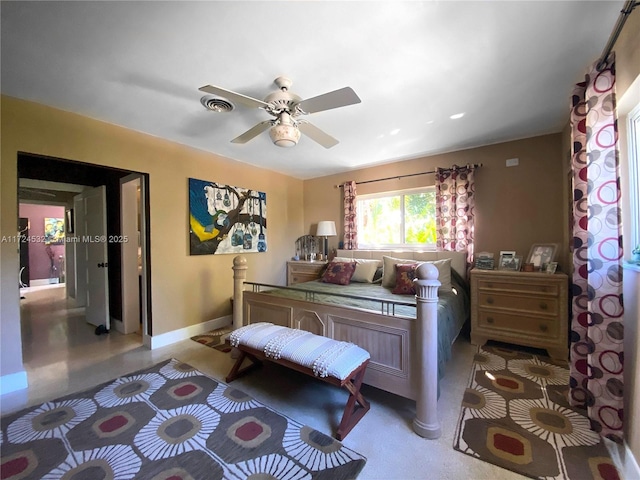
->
left=17, top=153, right=152, bottom=361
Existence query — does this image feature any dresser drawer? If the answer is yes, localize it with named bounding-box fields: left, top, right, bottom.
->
left=477, top=310, right=557, bottom=338
left=478, top=292, right=559, bottom=315
left=290, top=272, right=322, bottom=284
left=477, top=279, right=559, bottom=295
left=290, top=263, right=325, bottom=275
left=287, top=261, right=327, bottom=285
left=470, top=269, right=569, bottom=360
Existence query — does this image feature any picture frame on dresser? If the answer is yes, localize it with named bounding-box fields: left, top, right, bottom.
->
left=526, top=243, right=558, bottom=270
left=498, top=254, right=522, bottom=271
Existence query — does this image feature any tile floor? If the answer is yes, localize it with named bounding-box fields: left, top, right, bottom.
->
left=1, top=284, right=587, bottom=479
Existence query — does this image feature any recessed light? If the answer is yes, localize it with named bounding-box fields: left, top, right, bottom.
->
left=450, top=112, right=465, bottom=120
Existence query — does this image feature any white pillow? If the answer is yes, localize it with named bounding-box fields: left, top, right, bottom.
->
left=382, top=256, right=453, bottom=292
left=428, top=258, right=453, bottom=292
left=332, top=257, right=381, bottom=283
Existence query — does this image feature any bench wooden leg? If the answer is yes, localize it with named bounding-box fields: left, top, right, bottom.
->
left=225, top=344, right=370, bottom=440
left=336, top=360, right=371, bottom=440
left=225, top=349, right=263, bottom=383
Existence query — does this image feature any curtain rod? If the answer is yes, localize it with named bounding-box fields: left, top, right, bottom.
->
left=334, top=163, right=482, bottom=188
left=596, top=0, right=638, bottom=71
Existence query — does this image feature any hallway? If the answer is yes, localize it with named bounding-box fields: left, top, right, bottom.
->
left=1, top=284, right=207, bottom=417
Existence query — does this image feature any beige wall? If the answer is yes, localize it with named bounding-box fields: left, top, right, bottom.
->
left=1, top=95, right=305, bottom=380
left=304, top=133, right=567, bottom=269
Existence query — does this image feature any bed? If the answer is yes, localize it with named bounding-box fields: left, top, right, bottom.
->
left=231, top=249, right=470, bottom=438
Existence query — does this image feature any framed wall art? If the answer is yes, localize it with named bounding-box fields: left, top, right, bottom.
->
left=189, top=178, right=267, bottom=255
left=44, top=217, right=65, bottom=245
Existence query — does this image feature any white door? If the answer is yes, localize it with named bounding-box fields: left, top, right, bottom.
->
left=119, top=175, right=141, bottom=335
left=77, top=186, right=110, bottom=329
left=73, top=194, right=87, bottom=306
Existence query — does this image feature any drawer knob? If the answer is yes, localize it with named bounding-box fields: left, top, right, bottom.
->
left=487, top=317, right=494, bottom=324
left=539, top=302, right=548, bottom=310
left=486, top=297, right=494, bottom=305
left=539, top=324, right=548, bottom=332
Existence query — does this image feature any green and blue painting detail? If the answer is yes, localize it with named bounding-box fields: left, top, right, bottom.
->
left=189, top=178, right=267, bottom=256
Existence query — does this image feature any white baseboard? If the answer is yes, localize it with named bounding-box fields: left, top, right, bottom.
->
left=0, top=370, right=28, bottom=395
left=30, top=278, right=61, bottom=286
left=143, top=315, right=232, bottom=350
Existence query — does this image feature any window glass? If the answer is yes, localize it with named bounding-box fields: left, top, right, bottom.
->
left=628, top=103, right=640, bottom=253
left=357, top=187, right=436, bottom=249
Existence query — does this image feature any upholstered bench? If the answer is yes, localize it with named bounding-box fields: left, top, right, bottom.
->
left=225, top=322, right=371, bottom=440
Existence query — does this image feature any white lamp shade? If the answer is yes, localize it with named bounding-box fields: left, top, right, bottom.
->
left=316, top=221, right=337, bottom=237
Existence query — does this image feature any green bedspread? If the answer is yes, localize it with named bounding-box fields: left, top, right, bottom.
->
left=254, top=275, right=470, bottom=383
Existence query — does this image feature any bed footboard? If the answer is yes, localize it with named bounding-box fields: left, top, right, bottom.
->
left=232, top=255, right=442, bottom=439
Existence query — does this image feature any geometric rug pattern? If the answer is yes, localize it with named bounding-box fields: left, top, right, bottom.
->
left=1, top=358, right=366, bottom=479
left=453, top=345, right=620, bottom=480
left=191, top=327, right=234, bottom=353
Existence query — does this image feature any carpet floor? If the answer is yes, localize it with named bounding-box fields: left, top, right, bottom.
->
left=0, top=358, right=366, bottom=479
left=453, top=344, right=620, bottom=480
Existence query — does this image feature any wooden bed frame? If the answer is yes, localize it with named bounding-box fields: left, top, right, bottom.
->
left=231, top=249, right=468, bottom=439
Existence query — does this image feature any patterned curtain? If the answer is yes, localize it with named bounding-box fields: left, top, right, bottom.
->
left=569, top=56, right=624, bottom=443
left=435, top=165, right=475, bottom=266
left=343, top=181, right=357, bottom=250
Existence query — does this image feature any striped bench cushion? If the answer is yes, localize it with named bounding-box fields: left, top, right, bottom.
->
left=229, top=322, right=370, bottom=381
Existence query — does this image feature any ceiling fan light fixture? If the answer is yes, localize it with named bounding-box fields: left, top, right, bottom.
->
left=269, top=123, right=301, bottom=147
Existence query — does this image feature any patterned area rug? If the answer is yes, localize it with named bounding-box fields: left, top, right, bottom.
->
left=453, top=345, right=620, bottom=480
left=1, top=358, right=366, bottom=479
left=192, top=327, right=234, bottom=353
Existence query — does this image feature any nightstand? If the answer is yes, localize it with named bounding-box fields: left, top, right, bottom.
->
left=470, top=269, right=569, bottom=360
left=286, top=260, right=327, bottom=285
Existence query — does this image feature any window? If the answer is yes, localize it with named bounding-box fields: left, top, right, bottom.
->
left=627, top=102, right=640, bottom=252
left=357, top=187, right=436, bottom=249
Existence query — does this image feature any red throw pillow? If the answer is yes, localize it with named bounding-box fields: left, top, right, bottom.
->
left=321, top=261, right=356, bottom=285
left=392, top=263, right=418, bottom=294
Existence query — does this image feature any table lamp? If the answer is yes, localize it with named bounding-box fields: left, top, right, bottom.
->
left=316, top=221, right=337, bottom=260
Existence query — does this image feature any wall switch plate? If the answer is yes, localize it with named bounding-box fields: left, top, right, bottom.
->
left=506, top=158, right=519, bottom=167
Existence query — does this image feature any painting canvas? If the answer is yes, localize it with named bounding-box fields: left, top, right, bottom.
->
left=44, top=217, right=65, bottom=245
left=189, top=178, right=267, bottom=255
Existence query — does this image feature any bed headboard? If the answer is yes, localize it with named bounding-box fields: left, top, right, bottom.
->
left=335, top=249, right=468, bottom=280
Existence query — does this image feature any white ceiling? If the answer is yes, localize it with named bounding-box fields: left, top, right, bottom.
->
left=1, top=1, right=624, bottom=179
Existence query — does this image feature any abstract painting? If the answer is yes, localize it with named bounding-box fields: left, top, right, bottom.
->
left=44, top=217, right=65, bottom=245
left=189, top=178, right=267, bottom=255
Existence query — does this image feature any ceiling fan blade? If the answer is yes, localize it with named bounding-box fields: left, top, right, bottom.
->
left=296, top=87, right=361, bottom=114
left=298, top=122, right=339, bottom=148
left=199, top=85, right=270, bottom=109
left=19, top=187, right=56, bottom=197
left=231, top=121, right=272, bottom=144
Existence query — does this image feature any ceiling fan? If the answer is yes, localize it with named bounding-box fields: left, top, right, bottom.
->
left=18, top=187, right=57, bottom=198
left=198, top=76, right=361, bottom=148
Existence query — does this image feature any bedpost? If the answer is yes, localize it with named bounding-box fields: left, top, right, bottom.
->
left=412, top=262, right=442, bottom=439
left=232, top=256, right=248, bottom=330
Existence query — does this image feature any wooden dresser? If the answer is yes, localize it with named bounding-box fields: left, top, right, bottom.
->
left=286, top=260, right=327, bottom=285
left=470, top=269, right=569, bottom=360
